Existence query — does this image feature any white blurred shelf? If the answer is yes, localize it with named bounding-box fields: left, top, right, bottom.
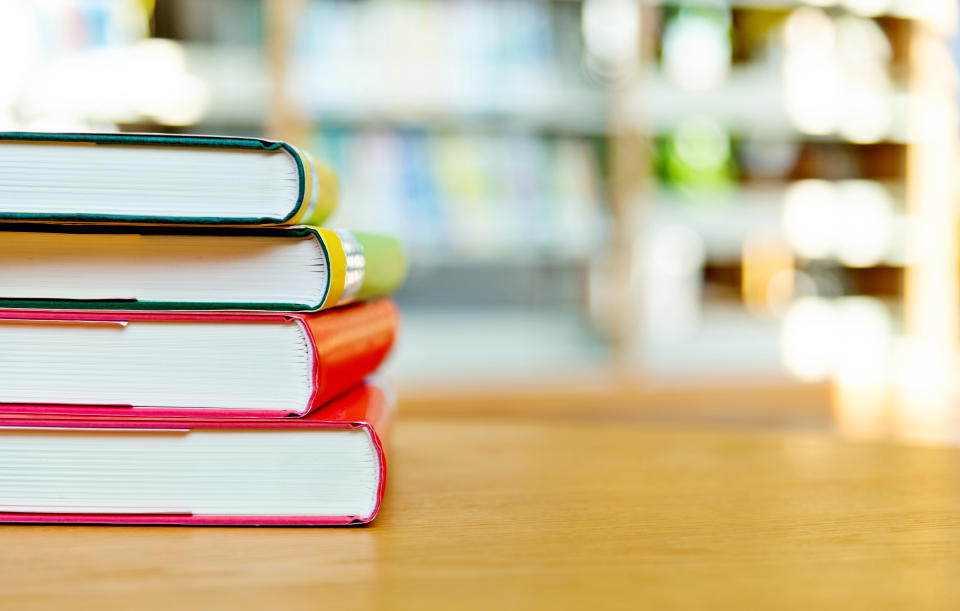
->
left=298, top=85, right=610, bottom=136
left=184, top=43, right=610, bottom=134
left=633, top=302, right=790, bottom=379
left=642, top=184, right=908, bottom=264
left=385, top=302, right=798, bottom=387
left=188, top=44, right=911, bottom=145
left=407, top=252, right=595, bottom=267
left=627, top=66, right=910, bottom=143
left=183, top=44, right=269, bottom=127
left=382, top=306, right=611, bottom=385
left=641, top=0, right=938, bottom=20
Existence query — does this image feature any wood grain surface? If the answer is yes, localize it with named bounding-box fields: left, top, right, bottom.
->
left=1, top=413, right=959, bottom=609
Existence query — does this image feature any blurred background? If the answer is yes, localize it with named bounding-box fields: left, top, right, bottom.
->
left=3, top=0, right=960, bottom=443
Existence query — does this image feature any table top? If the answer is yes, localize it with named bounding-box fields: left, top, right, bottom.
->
left=2, top=413, right=960, bottom=609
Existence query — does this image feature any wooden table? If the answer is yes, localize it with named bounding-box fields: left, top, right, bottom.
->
left=2, top=413, right=960, bottom=609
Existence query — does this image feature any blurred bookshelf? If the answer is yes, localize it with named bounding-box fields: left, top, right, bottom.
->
left=5, top=0, right=960, bottom=434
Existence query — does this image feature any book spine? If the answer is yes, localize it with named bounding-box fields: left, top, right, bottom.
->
left=303, top=299, right=399, bottom=411
left=315, top=228, right=407, bottom=309
left=287, top=146, right=339, bottom=227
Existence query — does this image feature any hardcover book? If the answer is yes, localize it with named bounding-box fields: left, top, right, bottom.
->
left=0, top=299, right=398, bottom=417
left=0, top=382, right=394, bottom=525
left=0, top=132, right=338, bottom=226
left=0, top=224, right=405, bottom=311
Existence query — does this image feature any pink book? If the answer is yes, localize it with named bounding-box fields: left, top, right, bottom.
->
left=0, top=382, right=394, bottom=526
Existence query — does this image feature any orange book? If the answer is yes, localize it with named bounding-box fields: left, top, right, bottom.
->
left=0, top=299, right=399, bottom=418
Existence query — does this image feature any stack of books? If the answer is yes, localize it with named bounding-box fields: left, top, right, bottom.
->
left=0, top=132, right=405, bottom=525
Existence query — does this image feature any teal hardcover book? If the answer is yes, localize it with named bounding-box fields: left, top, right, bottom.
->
left=0, top=132, right=338, bottom=226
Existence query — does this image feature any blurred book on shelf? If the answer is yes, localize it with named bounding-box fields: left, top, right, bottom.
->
left=317, top=128, right=608, bottom=264
left=289, top=0, right=602, bottom=130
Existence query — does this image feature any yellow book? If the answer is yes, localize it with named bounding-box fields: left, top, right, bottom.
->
left=0, top=225, right=405, bottom=312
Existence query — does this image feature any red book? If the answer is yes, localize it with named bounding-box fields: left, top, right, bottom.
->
left=0, top=382, right=394, bottom=525
left=0, top=299, right=398, bottom=418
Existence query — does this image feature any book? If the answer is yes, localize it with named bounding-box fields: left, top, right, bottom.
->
left=0, top=382, right=394, bottom=525
left=0, top=299, right=398, bottom=417
left=0, top=224, right=405, bottom=311
left=0, top=132, right=337, bottom=226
